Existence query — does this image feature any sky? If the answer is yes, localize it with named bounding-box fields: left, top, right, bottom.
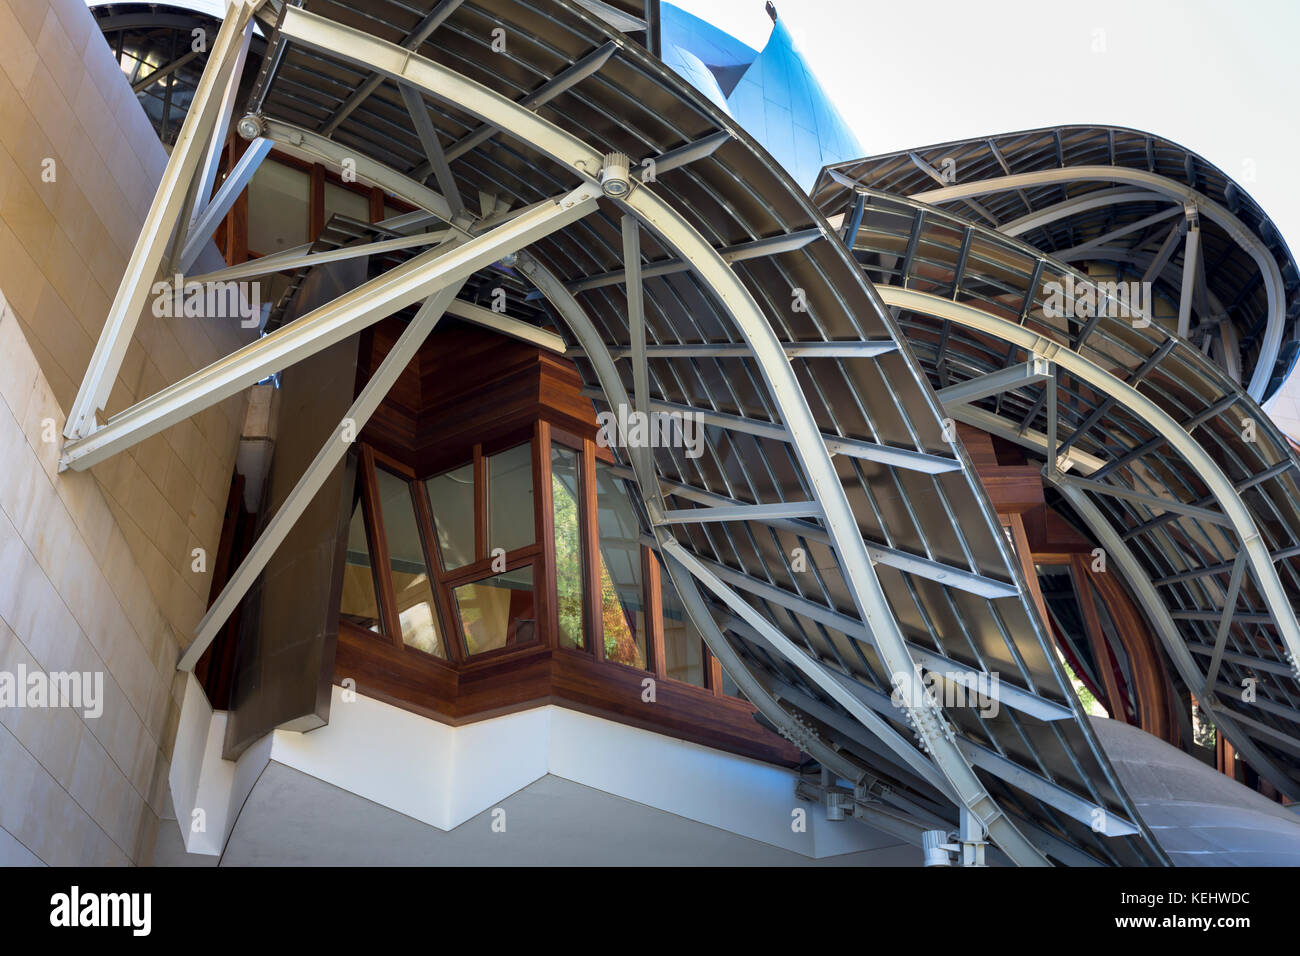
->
left=672, top=0, right=1300, bottom=259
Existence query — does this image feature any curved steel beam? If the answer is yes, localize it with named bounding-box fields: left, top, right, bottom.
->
left=520, top=253, right=933, bottom=811
left=910, top=167, right=1286, bottom=400
left=1051, top=479, right=1300, bottom=801
left=878, top=286, right=1300, bottom=734
left=273, top=5, right=1048, bottom=863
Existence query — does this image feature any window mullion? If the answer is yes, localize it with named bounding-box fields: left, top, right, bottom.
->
left=359, top=445, right=402, bottom=647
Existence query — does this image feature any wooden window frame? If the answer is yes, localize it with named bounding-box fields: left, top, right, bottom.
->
left=344, top=434, right=734, bottom=697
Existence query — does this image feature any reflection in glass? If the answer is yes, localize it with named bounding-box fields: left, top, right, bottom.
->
left=426, top=463, right=475, bottom=570
left=488, top=443, right=535, bottom=555
left=658, top=556, right=705, bottom=686
left=453, top=566, right=536, bottom=655
left=551, top=444, right=584, bottom=650
left=375, top=469, right=445, bottom=658
left=595, top=462, right=646, bottom=668
left=339, top=489, right=381, bottom=632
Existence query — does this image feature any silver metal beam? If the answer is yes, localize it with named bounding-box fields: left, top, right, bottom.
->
left=644, top=130, right=731, bottom=177
left=663, top=536, right=960, bottom=800
left=435, top=41, right=618, bottom=168
left=879, top=286, right=1300, bottom=685
left=319, top=0, right=466, bottom=136
left=185, top=14, right=254, bottom=240
left=936, top=357, right=1051, bottom=407
left=618, top=466, right=1022, bottom=599
left=131, top=48, right=202, bottom=93
left=562, top=229, right=823, bottom=294
left=399, top=83, right=464, bottom=217
left=443, top=299, right=565, bottom=353
left=1051, top=478, right=1300, bottom=800
left=275, top=7, right=1047, bottom=862
left=688, top=546, right=1063, bottom=720
left=1055, top=473, right=1233, bottom=528
left=1178, top=214, right=1201, bottom=338
left=656, top=502, right=821, bottom=524
left=65, top=0, right=257, bottom=440
left=188, top=229, right=452, bottom=283
left=570, top=340, right=897, bottom=360
left=582, top=392, right=962, bottom=474
left=60, top=183, right=600, bottom=471
left=177, top=284, right=464, bottom=671
left=262, top=118, right=454, bottom=224
left=910, top=167, right=1287, bottom=399
left=942, top=404, right=1104, bottom=475
left=1202, top=552, right=1247, bottom=694
left=178, top=136, right=272, bottom=274
left=1056, top=204, right=1183, bottom=260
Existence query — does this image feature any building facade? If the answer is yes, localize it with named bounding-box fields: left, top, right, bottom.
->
left=0, top=0, right=1297, bottom=867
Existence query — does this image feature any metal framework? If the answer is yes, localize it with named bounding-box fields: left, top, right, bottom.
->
left=818, top=128, right=1300, bottom=402
left=811, top=182, right=1300, bottom=797
left=73, top=0, right=1205, bottom=865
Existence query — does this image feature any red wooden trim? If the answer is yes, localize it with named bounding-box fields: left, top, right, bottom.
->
left=536, top=420, right=558, bottom=650
left=1070, top=554, right=1131, bottom=723
left=645, top=546, right=665, bottom=679
left=473, top=443, right=486, bottom=564
left=309, top=162, right=326, bottom=240
left=581, top=436, right=602, bottom=660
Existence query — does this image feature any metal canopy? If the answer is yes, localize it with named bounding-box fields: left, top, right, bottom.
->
left=72, top=0, right=1176, bottom=865
left=814, top=127, right=1300, bottom=403
left=812, top=183, right=1300, bottom=797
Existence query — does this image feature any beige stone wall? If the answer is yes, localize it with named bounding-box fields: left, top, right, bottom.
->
left=0, top=0, right=253, bottom=637
left=0, top=293, right=181, bottom=864
left=0, top=0, right=257, bottom=863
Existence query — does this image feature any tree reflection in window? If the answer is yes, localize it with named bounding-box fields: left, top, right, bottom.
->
left=550, top=444, right=585, bottom=650
left=595, top=461, right=645, bottom=668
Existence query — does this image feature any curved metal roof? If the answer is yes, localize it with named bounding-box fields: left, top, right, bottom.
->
left=809, top=183, right=1300, bottom=798
left=814, top=127, right=1300, bottom=402
left=235, top=0, right=1174, bottom=865
left=75, top=0, right=1206, bottom=865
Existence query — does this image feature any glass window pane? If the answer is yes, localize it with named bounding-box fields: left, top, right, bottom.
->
left=551, top=444, right=584, bottom=650
left=658, top=556, right=705, bottom=686
left=375, top=469, right=445, bottom=658
left=452, top=566, right=536, bottom=655
left=488, top=443, right=535, bottom=555
left=339, top=489, right=381, bottom=632
left=425, top=463, right=475, bottom=570
left=595, top=462, right=646, bottom=668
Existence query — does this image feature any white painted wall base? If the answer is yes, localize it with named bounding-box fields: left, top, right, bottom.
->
left=168, top=680, right=893, bottom=861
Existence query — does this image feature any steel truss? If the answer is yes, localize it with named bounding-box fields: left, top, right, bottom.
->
left=817, top=127, right=1300, bottom=403
left=68, top=0, right=1175, bottom=865
left=815, top=183, right=1300, bottom=797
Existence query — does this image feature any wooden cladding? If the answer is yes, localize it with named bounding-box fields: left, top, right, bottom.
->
left=331, top=321, right=798, bottom=766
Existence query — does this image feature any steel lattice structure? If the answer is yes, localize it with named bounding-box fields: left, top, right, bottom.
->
left=64, top=0, right=1300, bottom=865
left=808, top=183, right=1300, bottom=801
